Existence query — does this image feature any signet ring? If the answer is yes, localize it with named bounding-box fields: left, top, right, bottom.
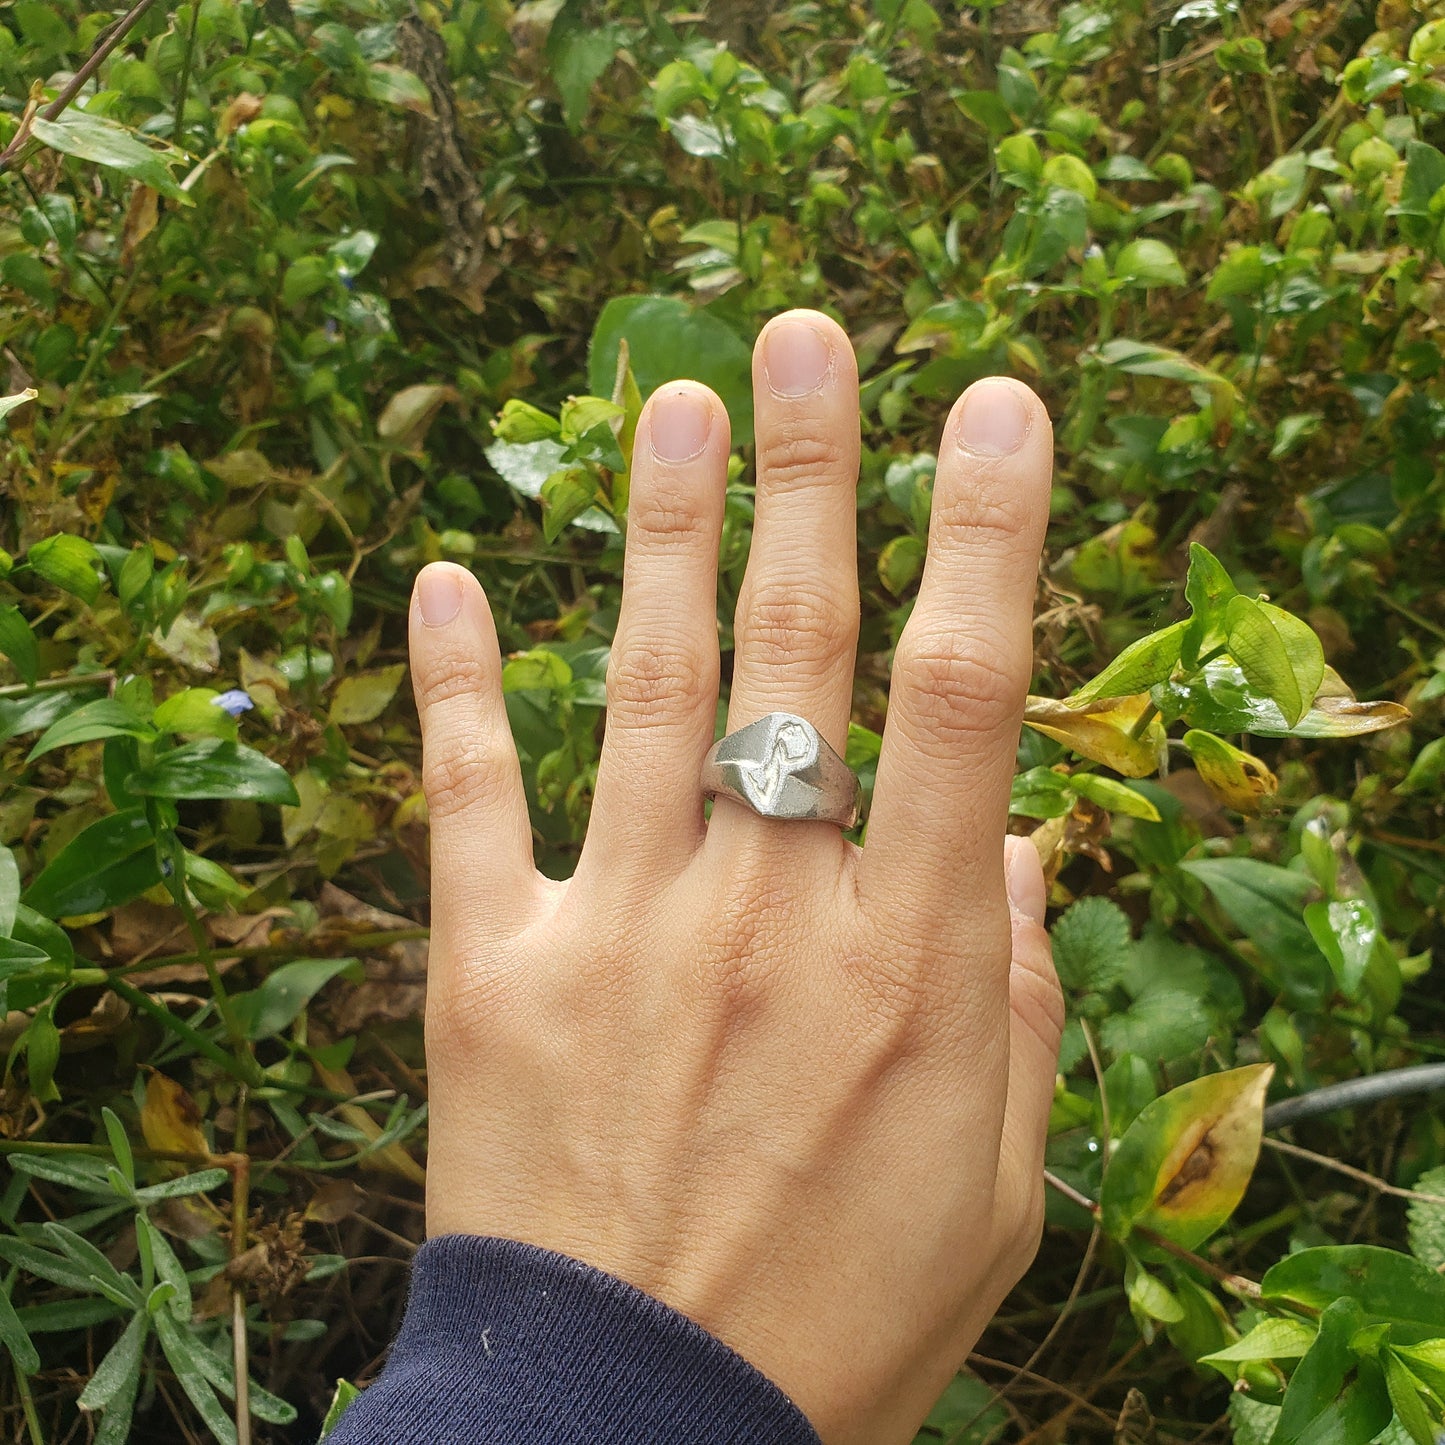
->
left=700, top=712, right=862, bottom=830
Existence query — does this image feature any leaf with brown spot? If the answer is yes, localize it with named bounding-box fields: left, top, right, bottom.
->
left=1100, top=1063, right=1273, bottom=1248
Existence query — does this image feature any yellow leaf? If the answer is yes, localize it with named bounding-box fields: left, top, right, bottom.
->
left=329, top=664, right=407, bottom=726
left=1183, top=730, right=1279, bottom=813
left=141, top=1073, right=208, bottom=1158
left=1023, top=694, right=1165, bottom=778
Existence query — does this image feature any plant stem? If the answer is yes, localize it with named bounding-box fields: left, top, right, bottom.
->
left=12, top=1356, right=44, bottom=1445
left=0, top=670, right=115, bottom=699
left=232, top=1086, right=253, bottom=1445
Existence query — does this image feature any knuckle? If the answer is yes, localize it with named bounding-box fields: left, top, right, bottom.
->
left=627, top=486, right=713, bottom=552
left=422, top=733, right=514, bottom=821
left=893, top=629, right=1023, bottom=749
left=756, top=426, right=852, bottom=495
left=931, top=472, right=1036, bottom=547
left=414, top=648, right=497, bottom=713
left=606, top=641, right=713, bottom=728
left=1010, top=937, right=1066, bottom=1058
left=734, top=579, right=857, bottom=676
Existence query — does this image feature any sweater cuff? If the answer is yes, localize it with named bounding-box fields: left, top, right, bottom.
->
left=327, top=1234, right=823, bottom=1445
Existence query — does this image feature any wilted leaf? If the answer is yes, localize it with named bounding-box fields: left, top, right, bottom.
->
left=141, top=1074, right=208, bottom=1158
left=1182, top=730, right=1278, bottom=813
left=1069, top=774, right=1161, bottom=820
left=0, top=388, right=38, bottom=423
left=305, top=1179, right=367, bottom=1225
left=152, top=613, right=220, bottom=673
left=329, top=666, right=406, bottom=726
left=1024, top=694, right=1166, bottom=777
left=1100, top=1063, right=1273, bottom=1247
left=377, top=384, right=456, bottom=452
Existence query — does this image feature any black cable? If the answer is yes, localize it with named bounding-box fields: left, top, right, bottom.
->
left=1264, top=1063, right=1445, bottom=1130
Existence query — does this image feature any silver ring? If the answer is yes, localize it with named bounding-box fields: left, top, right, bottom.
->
left=701, top=712, right=862, bottom=829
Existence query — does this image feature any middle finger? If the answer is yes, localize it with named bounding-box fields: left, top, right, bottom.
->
left=710, top=310, right=861, bottom=847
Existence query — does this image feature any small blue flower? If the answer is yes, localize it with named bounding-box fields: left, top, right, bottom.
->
left=213, top=688, right=254, bottom=717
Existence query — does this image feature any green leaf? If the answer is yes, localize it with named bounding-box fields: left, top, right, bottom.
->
left=1394, top=1338, right=1445, bottom=1399
left=0, top=847, right=18, bottom=937
left=1303, top=898, right=1379, bottom=998
left=1273, top=1298, right=1391, bottom=1445
left=1126, top=1260, right=1184, bottom=1323
left=1223, top=595, right=1302, bottom=726
left=1090, top=339, right=1236, bottom=399
left=1201, top=1316, right=1318, bottom=1365
left=320, top=1379, right=362, bottom=1439
left=1099, top=1064, right=1272, bottom=1247
left=153, top=1311, right=238, bottom=1445
left=1385, top=1351, right=1440, bottom=1445
left=1008, top=766, right=1073, bottom=820
left=1051, top=895, right=1131, bottom=992
left=26, top=533, right=102, bottom=604
left=1114, top=238, right=1186, bottom=287
left=363, top=62, right=434, bottom=115
left=1099, top=988, right=1218, bottom=1063
left=29, top=112, right=188, bottom=202
left=1181, top=543, right=1238, bottom=667
left=136, top=1215, right=190, bottom=1319
left=540, top=466, right=603, bottom=543
left=329, top=665, right=406, bottom=726
left=151, top=688, right=238, bottom=740
left=588, top=296, right=754, bottom=446
left=230, top=958, right=362, bottom=1041
left=1262, top=1247, right=1445, bottom=1344
left=1071, top=621, right=1187, bottom=702
left=1069, top=774, right=1161, bottom=821
left=27, top=697, right=155, bottom=760
left=128, top=740, right=299, bottom=805
left=0, top=605, right=38, bottom=685
left=1180, top=857, right=1328, bottom=1002
left=78, top=1311, right=147, bottom=1411
left=101, top=1108, right=135, bottom=1191
left=22, top=807, right=161, bottom=917
left=1407, top=1166, right=1445, bottom=1272
left=547, top=10, right=624, bottom=132
left=0, top=1283, right=40, bottom=1375
left=1159, top=660, right=1410, bottom=738
left=133, top=1168, right=231, bottom=1203
left=877, top=534, right=925, bottom=596
left=502, top=649, right=573, bottom=694
left=24, top=1009, right=62, bottom=1102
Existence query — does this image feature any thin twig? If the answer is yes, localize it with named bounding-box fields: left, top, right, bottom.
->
left=0, top=670, right=115, bottom=699
left=0, top=0, right=165, bottom=173
left=1264, top=1137, right=1445, bottom=1207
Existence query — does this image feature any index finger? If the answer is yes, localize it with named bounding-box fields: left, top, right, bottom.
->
left=860, top=378, right=1051, bottom=925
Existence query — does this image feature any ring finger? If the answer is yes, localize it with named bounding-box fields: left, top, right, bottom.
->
left=710, top=310, right=861, bottom=848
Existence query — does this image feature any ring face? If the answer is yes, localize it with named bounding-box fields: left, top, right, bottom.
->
left=701, top=712, right=862, bottom=828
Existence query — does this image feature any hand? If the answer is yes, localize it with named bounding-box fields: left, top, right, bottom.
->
left=407, top=310, right=1062, bottom=1445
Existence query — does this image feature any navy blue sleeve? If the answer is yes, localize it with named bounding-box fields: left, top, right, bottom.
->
left=325, top=1235, right=823, bottom=1445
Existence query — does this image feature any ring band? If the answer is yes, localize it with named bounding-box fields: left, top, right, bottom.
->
left=701, top=712, right=862, bottom=829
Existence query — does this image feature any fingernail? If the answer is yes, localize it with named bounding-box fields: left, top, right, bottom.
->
left=763, top=319, right=832, bottom=398
left=649, top=386, right=713, bottom=462
left=415, top=567, right=463, bottom=627
left=1006, top=841, right=1048, bottom=927
left=959, top=380, right=1030, bottom=456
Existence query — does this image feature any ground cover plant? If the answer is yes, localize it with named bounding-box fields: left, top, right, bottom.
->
left=0, top=0, right=1443, bottom=1440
